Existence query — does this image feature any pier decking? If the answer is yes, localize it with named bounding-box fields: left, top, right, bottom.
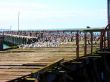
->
left=0, top=51, right=63, bottom=82
left=0, top=43, right=77, bottom=82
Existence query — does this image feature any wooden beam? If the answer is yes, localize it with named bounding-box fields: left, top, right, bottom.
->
left=76, top=31, right=79, bottom=60
left=84, top=32, right=87, bottom=56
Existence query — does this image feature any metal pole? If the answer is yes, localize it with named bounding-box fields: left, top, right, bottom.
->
left=18, top=11, right=20, bottom=34
left=18, top=11, right=20, bottom=45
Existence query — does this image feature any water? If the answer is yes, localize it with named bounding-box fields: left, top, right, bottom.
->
left=3, top=44, right=10, bottom=49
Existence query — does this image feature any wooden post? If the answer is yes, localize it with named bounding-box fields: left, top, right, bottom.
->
left=0, top=36, right=3, bottom=51
left=104, top=31, right=106, bottom=49
left=100, top=31, right=103, bottom=50
left=76, top=31, right=79, bottom=60
left=71, top=31, right=73, bottom=42
left=84, top=32, right=87, bottom=56
left=90, top=32, right=93, bottom=55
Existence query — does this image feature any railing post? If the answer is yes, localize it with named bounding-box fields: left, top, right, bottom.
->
left=104, top=31, right=106, bottom=49
left=0, top=36, right=3, bottom=51
left=76, top=31, right=79, bottom=60
left=107, top=26, right=110, bottom=49
left=100, top=31, right=103, bottom=50
left=84, top=32, right=87, bottom=56
left=90, top=32, right=93, bottom=55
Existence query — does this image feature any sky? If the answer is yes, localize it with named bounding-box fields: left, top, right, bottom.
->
left=0, top=0, right=107, bottom=30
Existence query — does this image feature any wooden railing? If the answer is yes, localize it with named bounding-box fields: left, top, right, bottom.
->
left=75, top=25, right=110, bottom=59
left=99, top=24, right=110, bottom=50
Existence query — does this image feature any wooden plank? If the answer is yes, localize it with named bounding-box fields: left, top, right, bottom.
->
left=0, top=66, right=43, bottom=69
left=0, top=80, right=10, bottom=82
left=0, top=69, right=38, bottom=72
left=23, top=63, right=47, bottom=66
left=0, top=75, right=22, bottom=80
left=0, top=62, right=50, bottom=65
left=0, top=71, right=30, bottom=76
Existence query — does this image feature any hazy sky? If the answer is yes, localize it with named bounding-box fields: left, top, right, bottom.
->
left=0, top=0, right=107, bottom=30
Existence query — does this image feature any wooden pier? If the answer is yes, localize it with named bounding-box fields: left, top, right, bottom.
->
left=0, top=27, right=103, bottom=82
left=0, top=0, right=109, bottom=82
left=0, top=43, right=76, bottom=82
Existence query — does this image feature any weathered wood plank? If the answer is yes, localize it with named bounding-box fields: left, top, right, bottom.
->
left=0, top=66, right=43, bottom=69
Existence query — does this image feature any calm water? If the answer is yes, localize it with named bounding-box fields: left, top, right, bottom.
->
left=3, top=44, right=10, bottom=49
